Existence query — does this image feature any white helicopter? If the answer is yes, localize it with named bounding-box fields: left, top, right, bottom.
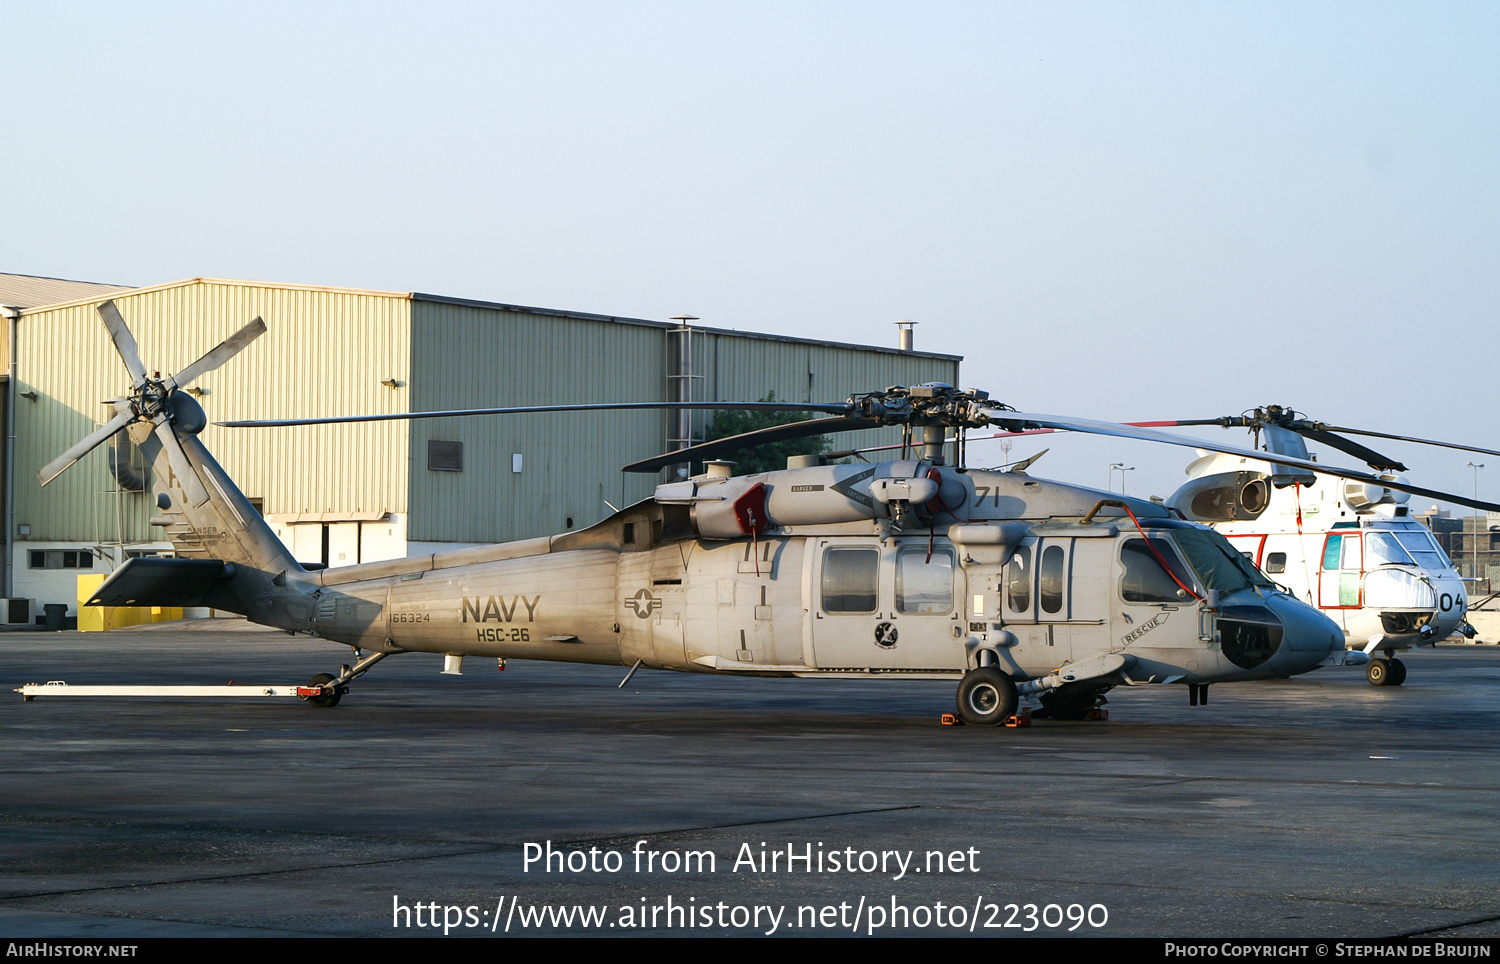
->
left=971, top=406, right=1500, bottom=688
left=45, top=304, right=1498, bottom=725
left=1151, top=406, right=1500, bottom=687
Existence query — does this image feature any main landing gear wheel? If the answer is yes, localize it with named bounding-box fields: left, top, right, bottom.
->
left=305, top=672, right=342, bottom=708
left=955, top=668, right=1018, bottom=726
left=1388, top=658, right=1407, bottom=686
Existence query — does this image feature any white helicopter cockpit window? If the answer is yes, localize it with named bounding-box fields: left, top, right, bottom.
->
left=897, top=548, right=954, bottom=614
left=1365, top=533, right=1414, bottom=567
left=1322, top=533, right=1362, bottom=571
left=822, top=548, right=878, bottom=613
left=1006, top=545, right=1031, bottom=614
left=1393, top=530, right=1449, bottom=570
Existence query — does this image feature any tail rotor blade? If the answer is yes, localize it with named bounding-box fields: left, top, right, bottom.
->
left=98, top=301, right=148, bottom=389
left=167, top=317, right=267, bottom=391
left=37, top=410, right=135, bottom=486
left=153, top=419, right=211, bottom=507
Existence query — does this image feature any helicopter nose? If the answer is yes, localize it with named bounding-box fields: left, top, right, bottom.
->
left=1265, top=594, right=1343, bottom=676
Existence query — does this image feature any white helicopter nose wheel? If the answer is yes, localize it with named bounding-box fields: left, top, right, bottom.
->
left=956, top=668, right=1018, bottom=726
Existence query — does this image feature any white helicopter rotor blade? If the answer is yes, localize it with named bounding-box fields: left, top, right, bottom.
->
left=166, top=317, right=267, bottom=392
left=1314, top=423, right=1500, bottom=460
left=37, top=409, right=135, bottom=487
left=997, top=410, right=1500, bottom=513
left=97, top=301, right=149, bottom=389
left=153, top=419, right=211, bottom=507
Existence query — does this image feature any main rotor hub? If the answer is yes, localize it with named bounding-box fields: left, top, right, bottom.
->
left=847, top=383, right=1013, bottom=430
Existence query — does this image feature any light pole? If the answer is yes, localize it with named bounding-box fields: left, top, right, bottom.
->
left=1469, top=462, right=1485, bottom=584
left=1109, top=463, right=1135, bottom=495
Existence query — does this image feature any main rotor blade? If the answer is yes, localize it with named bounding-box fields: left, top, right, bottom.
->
left=992, top=411, right=1500, bottom=513
left=217, top=400, right=851, bottom=428
left=1311, top=423, right=1500, bottom=460
left=154, top=419, right=211, bottom=507
left=621, top=416, right=881, bottom=474
left=1290, top=425, right=1406, bottom=473
left=98, top=301, right=148, bottom=389
left=37, top=409, right=135, bottom=486
left=167, top=317, right=267, bottom=391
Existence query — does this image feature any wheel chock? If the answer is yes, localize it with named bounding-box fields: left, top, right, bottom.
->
left=942, top=710, right=1032, bottom=727
left=1087, top=708, right=1108, bottom=721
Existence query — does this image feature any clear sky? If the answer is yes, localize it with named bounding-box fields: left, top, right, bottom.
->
left=4, top=2, right=1497, bottom=508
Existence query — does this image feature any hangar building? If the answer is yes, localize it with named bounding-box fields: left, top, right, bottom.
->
left=0, top=274, right=961, bottom=620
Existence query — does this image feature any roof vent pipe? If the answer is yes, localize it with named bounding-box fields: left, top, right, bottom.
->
left=895, top=319, right=916, bottom=351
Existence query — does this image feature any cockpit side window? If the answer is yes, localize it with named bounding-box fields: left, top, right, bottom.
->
left=1322, top=535, right=1342, bottom=572
left=1339, top=534, right=1363, bottom=571
left=1120, top=538, right=1195, bottom=603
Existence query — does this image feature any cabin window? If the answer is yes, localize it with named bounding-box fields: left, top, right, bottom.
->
left=897, top=548, right=953, bottom=614
left=1040, top=545, right=1066, bottom=614
left=821, top=547, right=878, bottom=613
left=1006, top=545, right=1031, bottom=614
left=1265, top=551, right=1286, bottom=574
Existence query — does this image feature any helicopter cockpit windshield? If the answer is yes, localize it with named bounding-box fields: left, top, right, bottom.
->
left=1365, top=530, right=1450, bottom=571
left=1169, top=525, right=1276, bottom=595
left=1122, top=523, right=1274, bottom=602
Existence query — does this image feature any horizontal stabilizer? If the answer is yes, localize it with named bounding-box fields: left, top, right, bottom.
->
left=85, top=557, right=229, bottom=607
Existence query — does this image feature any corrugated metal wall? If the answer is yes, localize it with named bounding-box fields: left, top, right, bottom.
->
left=16, top=280, right=411, bottom=542
left=407, top=300, right=666, bottom=544
left=408, top=301, right=960, bottom=545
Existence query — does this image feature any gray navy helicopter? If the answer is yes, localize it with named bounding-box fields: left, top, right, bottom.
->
left=41, top=303, right=1500, bottom=725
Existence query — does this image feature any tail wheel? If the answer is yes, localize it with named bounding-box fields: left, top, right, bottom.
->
left=306, top=672, right=342, bottom=708
left=1388, top=658, right=1407, bottom=687
left=1366, top=658, right=1390, bottom=687
left=955, top=668, right=1018, bottom=726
